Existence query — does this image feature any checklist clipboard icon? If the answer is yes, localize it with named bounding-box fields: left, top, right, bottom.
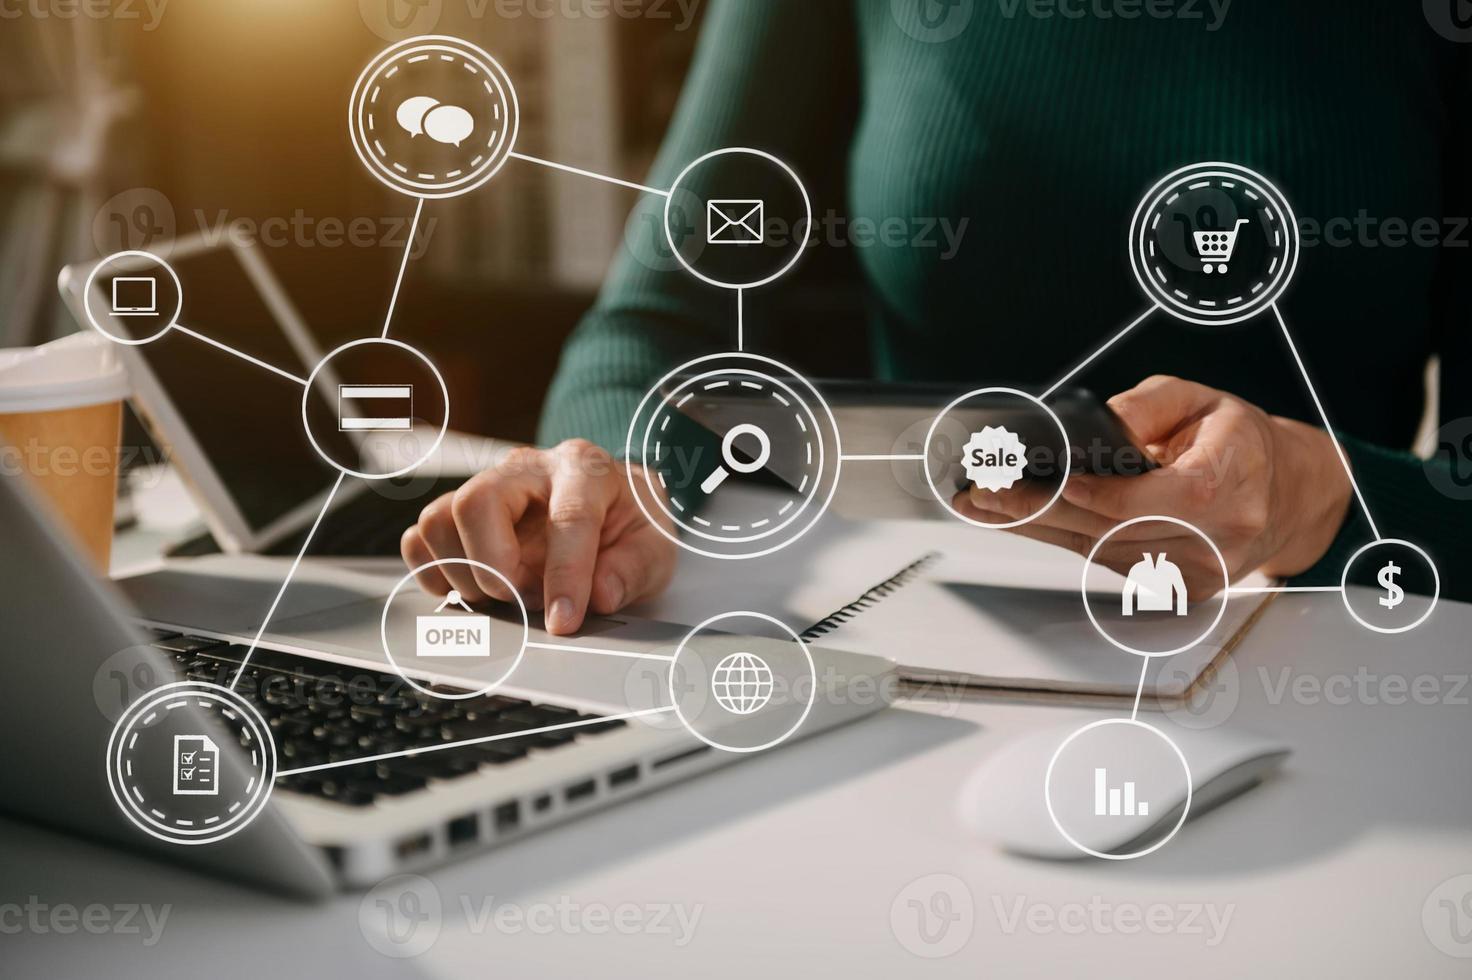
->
left=172, top=734, right=220, bottom=796
left=707, top=200, right=765, bottom=245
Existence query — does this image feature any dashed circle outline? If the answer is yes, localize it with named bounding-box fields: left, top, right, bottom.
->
left=301, top=337, right=450, bottom=481
left=1129, top=161, right=1300, bottom=326
left=663, top=147, right=813, bottom=291
left=105, top=680, right=276, bottom=846
left=1082, top=515, right=1230, bottom=660
left=923, top=387, right=1072, bottom=530
left=82, top=250, right=183, bottom=346
left=349, top=35, right=520, bottom=200
left=381, top=558, right=531, bottom=701
left=668, top=611, right=817, bottom=754
left=1339, top=538, right=1440, bottom=635
left=642, top=369, right=820, bottom=545
left=1044, top=717, right=1193, bottom=861
left=625, top=351, right=843, bottom=561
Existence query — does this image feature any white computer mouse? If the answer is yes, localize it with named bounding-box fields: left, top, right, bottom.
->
left=959, top=721, right=1290, bottom=859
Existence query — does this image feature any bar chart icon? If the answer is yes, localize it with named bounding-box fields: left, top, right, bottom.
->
left=1094, top=768, right=1148, bottom=817
left=338, top=384, right=413, bottom=432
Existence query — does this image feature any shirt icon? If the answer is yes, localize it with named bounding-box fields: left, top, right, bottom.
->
left=707, top=199, right=765, bottom=245
left=172, top=734, right=220, bottom=796
left=1122, top=553, right=1188, bottom=616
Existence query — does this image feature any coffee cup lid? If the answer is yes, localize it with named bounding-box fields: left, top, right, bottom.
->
left=0, top=332, right=130, bottom=413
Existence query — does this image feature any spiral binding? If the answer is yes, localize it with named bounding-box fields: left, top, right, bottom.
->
left=800, top=551, right=943, bottom=641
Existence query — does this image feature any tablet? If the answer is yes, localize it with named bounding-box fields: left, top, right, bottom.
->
left=58, top=236, right=373, bottom=552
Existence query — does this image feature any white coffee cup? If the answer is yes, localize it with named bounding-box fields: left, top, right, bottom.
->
left=0, top=332, right=130, bottom=569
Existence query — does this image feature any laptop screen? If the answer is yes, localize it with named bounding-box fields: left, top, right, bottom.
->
left=100, top=247, right=352, bottom=533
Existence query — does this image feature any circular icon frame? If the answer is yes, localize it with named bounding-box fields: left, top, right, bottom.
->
left=301, top=337, right=450, bottom=481
left=625, top=351, right=843, bottom=561
left=349, top=35, right=520, bottom=200
left=105, top=680, right=276, bottom=846
left=381, top=558, right=530, bottom=701
left=667, top=611, right=817, bottom=754
left=1129, top=161, right=1300, bottom=326
left=923, top=387, right=1071, bottom=530
left=1339, top=538, right=1440, bottom=635
left=1082, top=515, right=1230, bottom=659
left=663, top=147, right=813, bottom=291
left=1044, top=717, right=1193, bottom=861
left=82, top=250, right=184, bottom=346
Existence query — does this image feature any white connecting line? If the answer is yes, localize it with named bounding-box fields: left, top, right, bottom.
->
left=228, top=472, right=346, bottom=691
left=736, top=288, right=744, bottom=351
left=841, top=454, right=925, bottom=462
left=1131, top=658, right=1149, bottom=721
left=275, top=705, right=677, bottom=778
left=381, top=197, right=425, bottom=340
left=510, top=151, right=671, bottom=199
left=1040, top=305, right=1160, bottom=401
left=172, top=324, right=308, bottom=387
left=1270, top=304, right=1382, bottom=542
left=1228, top=584, right=1343, bottom=595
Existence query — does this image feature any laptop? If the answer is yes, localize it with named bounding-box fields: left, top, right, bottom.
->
left=31, top=242, right=895, bottom=897
left=58, top=233, right=468, bottom=558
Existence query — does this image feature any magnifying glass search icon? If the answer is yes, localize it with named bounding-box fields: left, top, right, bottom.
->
left=700, top=423, right=772, bottom=495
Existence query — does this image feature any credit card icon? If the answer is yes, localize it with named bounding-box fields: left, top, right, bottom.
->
left=339, top=384, right=413, bottom=431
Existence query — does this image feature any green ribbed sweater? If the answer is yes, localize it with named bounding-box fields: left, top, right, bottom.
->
left=540, top=0, right=1472, bottom=600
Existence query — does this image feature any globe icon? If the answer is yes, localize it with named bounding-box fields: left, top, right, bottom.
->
left=710, top=652, right=775, bottom=715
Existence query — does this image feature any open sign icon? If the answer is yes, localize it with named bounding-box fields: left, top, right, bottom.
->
left=415, top=591, right=491, bottom=658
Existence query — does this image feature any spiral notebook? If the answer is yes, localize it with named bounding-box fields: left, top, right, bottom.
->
left=647, top=503, right=1273, bottom=709
left=640, top=474, right=1276, bottom=708
left=779, top=523, right=1274, bottom=708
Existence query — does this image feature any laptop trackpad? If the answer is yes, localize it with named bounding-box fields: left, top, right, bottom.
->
left=116, top=557, right=389, bottom=635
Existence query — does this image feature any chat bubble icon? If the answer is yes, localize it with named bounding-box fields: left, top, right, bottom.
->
left=423, top=104, right=474, bottom=147
left=396, top=96, right=440, bottom=138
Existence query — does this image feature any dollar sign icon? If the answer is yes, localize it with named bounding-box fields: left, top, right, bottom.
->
left=1378, top=561, right=1404, bottom=610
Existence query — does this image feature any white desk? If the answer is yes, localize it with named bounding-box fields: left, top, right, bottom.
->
left=8, top=467, right=1471, bottom=977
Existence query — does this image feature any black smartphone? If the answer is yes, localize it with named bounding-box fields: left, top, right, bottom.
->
left=668, top=376, right=1154, bottom=520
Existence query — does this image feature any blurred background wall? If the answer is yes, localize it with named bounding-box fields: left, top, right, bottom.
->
left=1, top=0, right=866, bottom=446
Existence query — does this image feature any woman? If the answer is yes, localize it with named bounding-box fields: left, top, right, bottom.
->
left=402, top=0, right=1470, bottom=633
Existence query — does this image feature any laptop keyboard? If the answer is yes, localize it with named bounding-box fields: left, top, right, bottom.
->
left=147, top=630, right=625, bottom=808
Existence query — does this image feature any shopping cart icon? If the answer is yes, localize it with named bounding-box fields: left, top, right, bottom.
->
left=1191, top=218, right=1250, bottom=274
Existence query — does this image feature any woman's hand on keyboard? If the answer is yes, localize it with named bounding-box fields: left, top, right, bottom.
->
left=401, top=440, right=677, bottom=635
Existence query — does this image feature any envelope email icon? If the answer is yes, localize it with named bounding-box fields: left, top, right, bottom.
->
left=707, top=199, right=765, bottom=245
